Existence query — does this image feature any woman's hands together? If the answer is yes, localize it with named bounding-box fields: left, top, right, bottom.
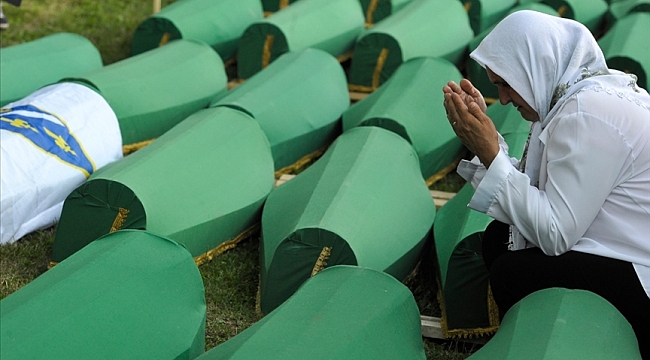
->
left=442, top=79, right=499, bottom=167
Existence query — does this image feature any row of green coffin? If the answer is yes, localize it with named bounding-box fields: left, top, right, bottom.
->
left=260, top=0, right=412, bottom=22
left=4, top=0, right=647, bottom=115
left=48, top=47, right=344, bottom=264
left=50, top=53, right=465, bottom=266
left=1, top=230, right=426, bottom=359
left=131, top=0, right=414, bottom=59
left=467, top=0, right=650, bottom=100
left=2, top=230, right=640, bottom=359
left=2, top=37, right=228, bottom=145
left=208, top=287, right=641, bottom=360
left=432, top=101, right=532, bottom=338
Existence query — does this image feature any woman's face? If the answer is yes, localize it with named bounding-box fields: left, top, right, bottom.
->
left=486, top=68, right=540, bottom=122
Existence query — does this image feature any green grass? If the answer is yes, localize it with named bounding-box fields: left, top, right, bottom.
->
left=1, top=1, right=475, bottom=358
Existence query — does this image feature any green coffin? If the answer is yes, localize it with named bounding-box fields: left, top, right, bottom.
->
left=259, top=126, right=436, bottom=314
left=0, top=33, right=102, bottom=107
left=598, top=12, right=650, bottom=89
left=468, top=288, right=643, bottom=359
left=467, top=3, right=558, bottom=102
left=433, top=103, right=530, bottom=338
left=359, top=0, right=414, bottom=27
left=198, top=266, right=426, bottom=360
left=462, top=0, right=517, bottom=34
left=65, top=39, right=227, bottom=146
left=542, top=0, right=608, bottom=33
left=261, top=0, right=299, bottom=14
left=237, top=0, right=365, bottom=79
left=131, top=0, right=263, bottom=61
left=51, top=106, right=274, bottom=264
left=1, top=230, right=206, bottom=360
left=606, top=0, right=650, bottom=26
left=343, top=56, right=464, bottom=181
left=348, top=0, right=473, bottom=92
left=211, top=48, right=348, bottom=171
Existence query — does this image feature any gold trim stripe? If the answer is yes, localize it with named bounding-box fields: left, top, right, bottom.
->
left=365, top=0, right=380, bottom=27
left=372, top=48, right=390, bottom=90
left=194, top=224, right=260, bottom=266
left=310, top=246, right=332, bottom=277
left=159, top=32, right=171, bottom=47
left=262, top=35, right=275, bottom=69
left=274, top=145, right=329, bottom=179
left=122, top=139, right=156, bottom=156
left=425, top=153, right=465, bottom=187
left=110, top=208, right=130, bottom=233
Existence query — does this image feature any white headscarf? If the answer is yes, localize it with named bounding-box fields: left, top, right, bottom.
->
left=470, top=10, right=649, bottom=249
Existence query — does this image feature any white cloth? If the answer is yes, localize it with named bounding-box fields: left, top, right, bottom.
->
left=1, top=82, right=123, bottom=244
left=458, top=10, right=650, bottom=298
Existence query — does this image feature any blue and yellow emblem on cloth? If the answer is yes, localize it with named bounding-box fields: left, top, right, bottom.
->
left=1, top=105, right=96, bottom=177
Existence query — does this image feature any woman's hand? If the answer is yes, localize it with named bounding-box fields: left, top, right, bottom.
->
left=443, top=80, right=499, bottom=167
left=442, top=79, right=487, bottom=113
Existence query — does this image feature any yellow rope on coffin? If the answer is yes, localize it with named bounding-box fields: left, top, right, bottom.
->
left=279, top=0, right=289, bottom=9
left=274, top=144, right=329, bottom=179
left=336, top=50, right=354, bottom=63
left=159, top=32, right=171, bottom=47
left=372, top=48, right=390, bottom=91
left=436, top=277, right=500, bottom=339
left=122, top=139, right=156, bottom=155
left=310, top=246, right=332, bottom=277
left=425, top=153, right=465, bottom=187
left=262, top=34, right=275, bottom=70
left=109, top=208, right=130, bottom=233
left=348, top=83, right=376, bottom=93
left=193, top=223, right=261, bottom=266
left=365, top=0, right=380, bottom=28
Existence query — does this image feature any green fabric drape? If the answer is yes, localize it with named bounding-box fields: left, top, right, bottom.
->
left=131, top=0, right=263, bottom=61
left=607, top=0, right=650, bottom=26
left=542, top=0, right=608, bottom=33
left=343, top=56, right=464, bottom=179
left=467, top=3, right=558, bottom=102
left=198, top=266, right=426, bottom=359
left=0, top=33, right=102, bottom=107
left=237, top=0, right=365, bottom=79
left=212, top=48, right=348, bottom=170
left=468, top=288, right=643, bottom=359
left=1, top=230, right=206, bottom=360
left=348, top=0, right=473, bottom=91
left=64, top=39, right=227, bottom=146
left=433, top=102, right=530, bottom=338
left=51, top=106, right=274, bottom=263
left=359, top=0, right=414, bottom=27
left=462, top=0, right=516, bottom=35
left=261, top=0, right=300, bottom=13
left=598, top=12, right=650, bottom=89
left=259, top=126, right=435, bottom=314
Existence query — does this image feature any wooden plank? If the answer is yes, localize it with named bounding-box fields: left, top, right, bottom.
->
left=421, top=315, right=489, bottom=344
left=349, top=91, right=369, bottom=102
left=153, top=0, right=161, bottom=13
left=274, top=174, right=456, bottom=207
left=421, top=315, right=444, bottom=339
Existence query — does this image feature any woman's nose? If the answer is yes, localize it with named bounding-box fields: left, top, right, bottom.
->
left=498, top=87, right=511, bottom=105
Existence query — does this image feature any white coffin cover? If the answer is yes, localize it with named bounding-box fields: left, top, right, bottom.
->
left=1, top=82, right=122, bottom=244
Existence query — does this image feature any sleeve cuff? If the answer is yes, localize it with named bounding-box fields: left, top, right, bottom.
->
left=468, top=148, right=515, bottom=213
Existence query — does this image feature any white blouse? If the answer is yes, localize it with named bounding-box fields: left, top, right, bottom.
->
left=458, top=87, right=650, bottom=298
